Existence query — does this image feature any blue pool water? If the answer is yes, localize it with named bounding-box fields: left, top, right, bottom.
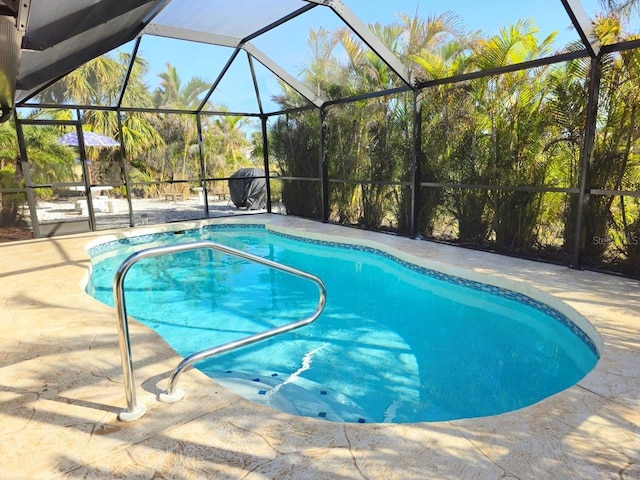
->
left=87, top=225, right=598, bottom=423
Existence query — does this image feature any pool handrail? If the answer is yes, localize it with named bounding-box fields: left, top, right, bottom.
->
left=113, top=240, right=326, bottom=422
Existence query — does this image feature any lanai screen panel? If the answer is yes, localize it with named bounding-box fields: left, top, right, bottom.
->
left=205, top=51, right=264, bottom=114
left=343, top=0, right=592, bottom=63
left=24, top=40, right=140, bottom=108
left=149, top=0, right=311, bottom=39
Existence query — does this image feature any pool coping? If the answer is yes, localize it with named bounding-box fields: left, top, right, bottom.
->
left=1, top=214, right=639, bottom=479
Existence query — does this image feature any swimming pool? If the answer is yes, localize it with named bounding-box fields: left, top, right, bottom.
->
left=87, top=224, right=599, bottom=423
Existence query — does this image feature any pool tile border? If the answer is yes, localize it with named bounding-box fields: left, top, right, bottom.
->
left=269, top=230, right=599, bottom=356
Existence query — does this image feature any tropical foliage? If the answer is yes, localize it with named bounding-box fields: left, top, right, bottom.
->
left=268, top=9, right=640, bottom=276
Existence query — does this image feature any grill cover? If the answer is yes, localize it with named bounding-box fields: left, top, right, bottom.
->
left=228, top=167, right=266, bottom=210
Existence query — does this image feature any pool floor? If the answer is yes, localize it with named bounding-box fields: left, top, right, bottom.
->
left=1, top=215, right=639, bottom=479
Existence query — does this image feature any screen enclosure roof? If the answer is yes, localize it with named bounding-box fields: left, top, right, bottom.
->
left=0, top=0, right=611, bottom=120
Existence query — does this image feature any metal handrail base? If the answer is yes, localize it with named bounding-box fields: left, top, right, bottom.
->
left=158, top=387, right=184, bottom=404
left=117, top=404, right=147, bottom=423
left=113, top=240, right=326, bottom=421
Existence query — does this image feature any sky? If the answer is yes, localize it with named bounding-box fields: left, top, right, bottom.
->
left=118, top=0, right=613, bottom=115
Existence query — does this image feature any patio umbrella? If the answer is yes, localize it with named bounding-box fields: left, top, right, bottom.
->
left=58, top=131, right=120, bottom=147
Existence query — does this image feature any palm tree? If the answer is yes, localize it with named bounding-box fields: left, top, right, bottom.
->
left=152, top=64, right=212, bottom=180
left=326, top=13, right=474, bottom=230
left=332, top=24, right=405, bottom=227
left=465, top=20, right=558, bottom=249
left=404, top=13, right=477, bottom=238
left=203, top=113, right=252, bottom=176
left=268, top=111, right=323, bottom=219
left=400, top=11, right=470, bottom=77
left=300, top=28, right=344, bottom=99
left=600, top=0, right=640, bottom=22
left=154, top=64, right=211, bottom=110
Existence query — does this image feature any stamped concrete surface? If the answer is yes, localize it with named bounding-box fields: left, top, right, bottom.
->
left=0, top=215, right=638, bottom=479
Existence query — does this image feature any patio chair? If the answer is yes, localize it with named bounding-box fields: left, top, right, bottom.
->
left=163, top=175, right=190, bottom=202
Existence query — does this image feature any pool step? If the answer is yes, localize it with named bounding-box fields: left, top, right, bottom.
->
left=208, top=370, right=375, bottom=423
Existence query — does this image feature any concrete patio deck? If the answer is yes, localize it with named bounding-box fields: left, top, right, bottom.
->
left=1, top=214, right=638, bottom=479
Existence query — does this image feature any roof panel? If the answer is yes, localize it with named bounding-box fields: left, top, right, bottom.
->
left=252, top=5, right=405, bottom=99
left=15, top=0, right=162, bottom=103
left=23, top=0, right=157, bottom=51
left=206, top=51, right=262, bottom=114
left=251, top=6, right=347, bottom=84
left=122, top=36, right=234, bottom=110
left=151, top=0, right=309, bottom=39
left=26, top=40, right=139, bottom=108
